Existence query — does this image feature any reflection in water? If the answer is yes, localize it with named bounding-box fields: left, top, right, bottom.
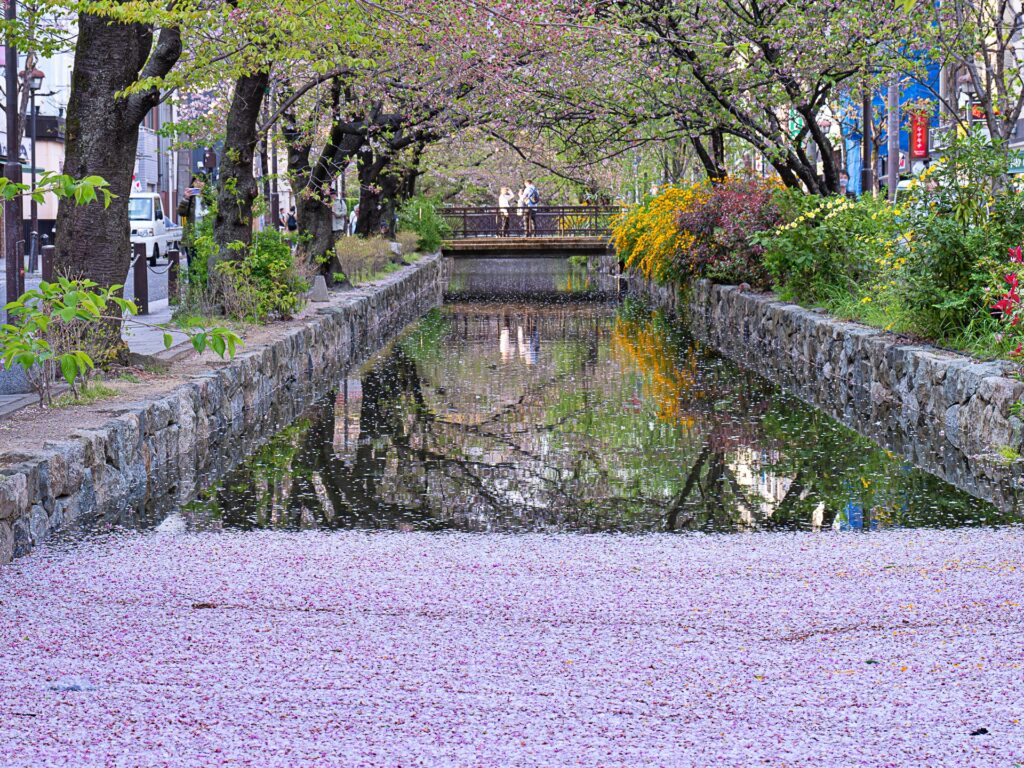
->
left=184, top=301, right=1016, bottom=533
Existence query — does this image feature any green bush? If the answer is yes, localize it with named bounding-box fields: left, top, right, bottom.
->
left=752, top=191, right=900, bottom=305
left=215, top=229, right=310, bottom=322
left=397, top=195, right=451, bottom=252
left=896, top=133, right=1024, bottom=340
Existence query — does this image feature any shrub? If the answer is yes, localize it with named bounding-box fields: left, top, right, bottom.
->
left=895, top=134, right=1024, bottom=340
left=677, top=176, right=781, bottom=288
left=752, top=191, right=900, bottom=305
left=214, top=229, right=309, bottom=322
left=335, top=236, right=406, bottom=285
left=611, top=184, right=708, bottom=284
left=397, top=195, right=451, bottom=252
left=2, top=278, right=240, bottom=405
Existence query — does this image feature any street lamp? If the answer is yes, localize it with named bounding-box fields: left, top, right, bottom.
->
left=4, top=0, right=23, bottom=304
left=24, top=67, right=44, bottom=271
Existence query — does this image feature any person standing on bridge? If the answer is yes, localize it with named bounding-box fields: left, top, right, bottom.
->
left=515, top=187, right=527, bottom=235
left=523, top=179, right=539, bottom=236
left=497, top=187, right=514, bottom=237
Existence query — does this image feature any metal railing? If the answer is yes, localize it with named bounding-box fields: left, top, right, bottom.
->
left=440, top=205, right=624, bottom=239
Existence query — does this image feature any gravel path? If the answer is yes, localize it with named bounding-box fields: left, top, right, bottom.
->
left=0, top=528, right=1021, bottom=767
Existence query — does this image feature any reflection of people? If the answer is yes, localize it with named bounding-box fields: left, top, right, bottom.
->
left=515, top=322, right=540, bottom=365
left=499, top=326, right=513, bottom=362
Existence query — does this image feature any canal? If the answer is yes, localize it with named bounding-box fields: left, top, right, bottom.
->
left=3, top=257, right=1022, bottom=767
left=178, top=260, right=1013, bottom=535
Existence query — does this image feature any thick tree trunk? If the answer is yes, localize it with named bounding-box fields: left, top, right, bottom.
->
left=355, top=147, right=387, bottom=237
left=212, top=70, right=270, bottom=272
left=355, top=151, right=405, bottom=242
left=54, top=11, right=180, bottom=362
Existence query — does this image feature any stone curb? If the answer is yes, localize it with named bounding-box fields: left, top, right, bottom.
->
left=0, top=253, right=450, bottom=564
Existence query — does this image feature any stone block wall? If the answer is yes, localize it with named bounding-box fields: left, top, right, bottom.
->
left=631, top=276, right=1024, bottom=511
left=0, top=254, right=451, bottom=564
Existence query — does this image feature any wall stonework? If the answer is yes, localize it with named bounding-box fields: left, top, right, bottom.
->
left=0, top=254, right=451, bottom=564
left=631, top=276, right=1024, bottom=511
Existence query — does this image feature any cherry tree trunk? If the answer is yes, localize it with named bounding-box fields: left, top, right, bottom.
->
left=54, top=11, right=180, bottom=363
left=212, top=70, right=270, bottom=271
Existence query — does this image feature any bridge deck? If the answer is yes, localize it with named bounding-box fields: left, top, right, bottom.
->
left=443, top=236, right=611, bottom=257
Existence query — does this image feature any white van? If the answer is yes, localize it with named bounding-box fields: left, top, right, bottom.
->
left=129, top=193, right=183, bottom=266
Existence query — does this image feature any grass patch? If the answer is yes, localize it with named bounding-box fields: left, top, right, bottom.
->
left=117, top=372, right=142, bottom=384
left=52, top=382, right=119, bottom=408
left=997, top=445, right=1021, bottom=463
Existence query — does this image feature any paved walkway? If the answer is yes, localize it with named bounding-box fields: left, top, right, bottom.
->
left=0, top=528, right=1020, bottom=767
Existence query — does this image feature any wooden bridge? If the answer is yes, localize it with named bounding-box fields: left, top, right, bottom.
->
left=440, top=205, right=622, bottom=258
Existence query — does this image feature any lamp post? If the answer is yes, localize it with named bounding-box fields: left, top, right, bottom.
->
left=25, top=68, right=43, bottom=271
left=4, top=0, right=23, bottom=304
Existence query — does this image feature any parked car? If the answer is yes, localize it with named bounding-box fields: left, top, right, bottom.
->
left=129, top=193, right=182, bottom=266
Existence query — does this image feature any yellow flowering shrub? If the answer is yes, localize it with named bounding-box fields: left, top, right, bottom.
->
left=611, top=184, right=708, bottom=283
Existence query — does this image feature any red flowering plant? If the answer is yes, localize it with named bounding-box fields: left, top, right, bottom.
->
left=991, top=246, right=1024, bottom=357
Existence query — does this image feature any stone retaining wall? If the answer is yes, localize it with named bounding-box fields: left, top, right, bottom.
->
left=0, top=254, right=451, bottom=564
left=631, top=276, right=1024, bottom=511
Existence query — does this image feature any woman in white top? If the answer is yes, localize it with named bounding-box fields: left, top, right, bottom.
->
left=497, top=187, right=514, bottom=237
left=515, top=188, right=527, bottom=235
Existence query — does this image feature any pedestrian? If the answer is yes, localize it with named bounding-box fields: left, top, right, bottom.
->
left=177, top=176, right=206, bottom=264
left=523, top=179, right=539, bottom=237
left=516, top=187, right=527, bottom=235
left=286, top=207, right=298, bottom=233
left=349, top=203, right=359, bottom=236
left=331, top=190, right=348, bottom=238
left=839, top=171, right=856, bottom=200
left=497, top=187, right=514, bottom=237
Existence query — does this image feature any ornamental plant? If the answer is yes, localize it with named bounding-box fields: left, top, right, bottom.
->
left=398, top=196, right=451, bottom=253
left=897, top=133, right=1024, bottom=340
left=2, top=278, right=242, bottom=407
left=990, top=246, right=1024, bottom=358
left=611, top=184, right=708, bottom=284
left=676, top=176, right=781, bottom=289
left=752, top=191, right=900, bottom=306
left=213, top=229, right=310, bottom=322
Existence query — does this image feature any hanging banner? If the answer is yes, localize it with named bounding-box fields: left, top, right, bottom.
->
left=909, top=114, right=930, bottom=159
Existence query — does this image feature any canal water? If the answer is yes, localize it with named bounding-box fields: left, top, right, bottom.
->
left=177, top=260, right=1016, bottom=534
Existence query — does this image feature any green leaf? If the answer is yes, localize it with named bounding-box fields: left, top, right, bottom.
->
left=60, top=355, right=78, bottom=386
left=163, top=332, right=173, bottom=349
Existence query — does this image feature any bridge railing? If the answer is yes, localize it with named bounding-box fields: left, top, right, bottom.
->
left=440, top=205, right=625, bottom=239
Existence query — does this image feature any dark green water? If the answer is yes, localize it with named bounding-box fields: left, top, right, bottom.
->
left=181, top=299, right=1016, bottom=533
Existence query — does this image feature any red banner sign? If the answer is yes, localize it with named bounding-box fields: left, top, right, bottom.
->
left=909, top=114, right=930, bottom=159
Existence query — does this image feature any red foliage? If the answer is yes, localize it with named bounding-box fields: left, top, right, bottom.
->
left=675, top=176, right=781, bottom=289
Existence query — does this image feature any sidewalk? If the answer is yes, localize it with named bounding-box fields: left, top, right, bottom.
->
left=0, top=298, right=192, bottom=418
left=122, top=298, right=190, bottom=357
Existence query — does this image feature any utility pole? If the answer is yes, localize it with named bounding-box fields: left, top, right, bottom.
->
left=4, top=0, right=23, bottom=305
left=887, top=77, right=900, bottom=201
left=861, top=91, right=873, bottom=197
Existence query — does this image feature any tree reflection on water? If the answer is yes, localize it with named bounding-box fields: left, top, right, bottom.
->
left=184, top=301, right=1013, bottom=533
